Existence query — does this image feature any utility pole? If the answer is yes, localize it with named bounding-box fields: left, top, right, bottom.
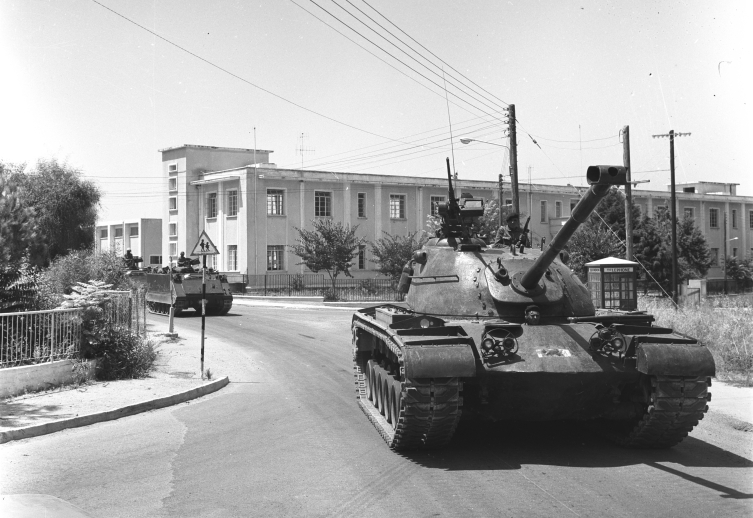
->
left=507, top=104, right=520, bottom=215
left=498, top=173, right=504, bottom=227
left=723, top=211, right=728, bottom=295
left=652, top=130, right=691, bottom=305
left=622, top=126, right=633, bottom=261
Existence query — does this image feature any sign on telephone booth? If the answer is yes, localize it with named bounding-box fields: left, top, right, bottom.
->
left=585, top=257, right=638, bottom=311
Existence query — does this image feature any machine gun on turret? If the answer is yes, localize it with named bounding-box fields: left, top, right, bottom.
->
left=435, top=158, right=485, bottom=245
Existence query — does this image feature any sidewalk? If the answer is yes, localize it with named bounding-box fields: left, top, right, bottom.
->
left=0, top=328, right=227, bottom=443
left=1, top=297, right=751, bottom=444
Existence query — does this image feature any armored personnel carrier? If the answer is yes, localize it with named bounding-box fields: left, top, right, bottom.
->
left=145, top=266, right=233, bottom=316
left=352, top=160, right=714, bottom=451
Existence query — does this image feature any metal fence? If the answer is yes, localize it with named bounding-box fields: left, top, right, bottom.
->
left=0, top=308, right=82, bottom=367
left=105, top=288, right=147, bottom=336
left=245, top=274, right=403, bottom=301
left=0, top=289, right=147, bottom=368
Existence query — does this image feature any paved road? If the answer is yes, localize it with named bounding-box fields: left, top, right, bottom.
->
left=1, top=306, right=751, bottom=517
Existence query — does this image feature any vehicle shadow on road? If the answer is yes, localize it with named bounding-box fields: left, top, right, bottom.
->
left=402, top=420, right=753, bottom=499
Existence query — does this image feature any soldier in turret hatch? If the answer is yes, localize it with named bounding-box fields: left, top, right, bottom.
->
left=177, top=252, right=189, bottom=267
left=123, top=249, right=135, bottom=269
left=494, top=213, right=526, bottom=247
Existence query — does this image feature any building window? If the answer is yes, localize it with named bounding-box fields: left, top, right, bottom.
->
left=168, top=163, right=177, bottom=172
left=149, top=255, right=162, bottom=265
left=100, top=229, right=108, bottom=239
left=710, top=248, right=719, bottom=266
left=358, top=245, right=366, bottom=269
left=555, top=201, right=562, bottom=219
left=169, top=243, right=177, bottom=258
left=169, top=178, right=177, bottom=191
left=570, top=198, right=579, bottom=214
left=228, top=245, right=238, bottom=270
left=732, top=209, right=738, bottom=228
left=169, top=223, right=177, bottom=237
left=540, top=201, right=548, bottom=223
left=267, top=245, right=284, bottom=271
left=709, top=208, right=719, bottom=228
left=684, top=207, right=694, bottom=219
left=390, top=194, right=406, bottom=219
left=114, top=228, right=123, bottom=238
left=430, top=195, right=445, bottom=216
left=169, top=197, right=177, bottom=211
left=206, top=192, right=217, bottom=218
left=205, top=255, right=216, bottom=270
left=315, top=191, right=332, bottom=217
left=732, top=247, right=738, bottom=258
left=130, top=226, right=139, bottom=237
left=227, top=190, right=238, bottom=217
left=267, top=189, right=284, bottom=215
left=504, top=198, right=512, bottom=207
left=750, top=210, right=753, bottom=229
left=358, top=192, right=367, bottom=218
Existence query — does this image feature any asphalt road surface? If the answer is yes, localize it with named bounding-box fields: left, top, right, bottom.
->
left=1, top=305, right=751, bottom=517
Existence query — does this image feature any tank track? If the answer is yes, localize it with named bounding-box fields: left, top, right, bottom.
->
left=354, top=355, right=463, bottom=451
left=611, top=375, right=710, bottom=448
left=146, top=301, right=181, bottom=316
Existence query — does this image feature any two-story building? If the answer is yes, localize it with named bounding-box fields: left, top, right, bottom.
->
left=160, top=144, right=752, bottom=280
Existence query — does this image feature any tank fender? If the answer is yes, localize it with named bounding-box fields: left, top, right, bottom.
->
left=636, top=343, right=716, bottom=377
left=403, top=344, right=476, bottom=378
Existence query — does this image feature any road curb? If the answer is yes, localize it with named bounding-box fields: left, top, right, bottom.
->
left=0, top=376, right=230, bottom=444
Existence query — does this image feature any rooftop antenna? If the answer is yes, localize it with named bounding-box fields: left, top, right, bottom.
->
left=442, top=67, right=458, bottom=180
left=296, top=133, right=315, bottom=169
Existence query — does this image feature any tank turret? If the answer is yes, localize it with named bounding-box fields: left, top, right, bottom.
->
left=351, top=158, right=714, bottom=453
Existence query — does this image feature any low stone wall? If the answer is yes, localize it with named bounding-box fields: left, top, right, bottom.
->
left=0, top=359, right=97, bottom=399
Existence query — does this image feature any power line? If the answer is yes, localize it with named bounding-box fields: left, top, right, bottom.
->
left=90, top=0, right=405, bottom=144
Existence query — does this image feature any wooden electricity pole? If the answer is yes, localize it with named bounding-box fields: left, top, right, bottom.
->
left=652, top=130, right=691, bottom=305
left=508, top=104, right=520, bottom=215
left=622, top=126, right=633, bottom=260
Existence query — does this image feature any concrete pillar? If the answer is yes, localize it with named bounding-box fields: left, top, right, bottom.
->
left=374, top=184, right=383, bottom=239
left=416, top=186, right=423, bottom=233
left=299, top=179, right=305, bottom=274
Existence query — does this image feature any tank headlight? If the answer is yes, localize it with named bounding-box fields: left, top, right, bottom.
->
left=502, top=337, right=516, bottom=351
left=610, top=337, right=624, bottom=350
left=482, top=338, right=496, bottom=351
left=420, top=318, right=431, bottom=328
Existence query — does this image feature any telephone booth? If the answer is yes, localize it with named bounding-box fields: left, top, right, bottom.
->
left=585, top=257, right=638, bottom=311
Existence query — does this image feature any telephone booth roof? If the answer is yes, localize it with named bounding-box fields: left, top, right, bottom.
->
left=585, top=257, right=639, bottom=267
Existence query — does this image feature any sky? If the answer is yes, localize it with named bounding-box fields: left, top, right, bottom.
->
left=1, top=0, right=750, bottom=222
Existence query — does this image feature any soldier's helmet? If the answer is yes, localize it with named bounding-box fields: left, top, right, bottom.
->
left=506, top=212, right=520, bottom=223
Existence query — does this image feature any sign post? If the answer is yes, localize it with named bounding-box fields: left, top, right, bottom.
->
left=190, top=230, right=219, bottom=379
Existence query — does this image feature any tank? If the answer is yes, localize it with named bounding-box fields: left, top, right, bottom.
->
left=145, top=266, right=233, bottom=316
left=352, top=160, right=715, bottom=451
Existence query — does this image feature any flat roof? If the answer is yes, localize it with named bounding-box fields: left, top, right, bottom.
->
left=158, top=144, right=274, bottom=154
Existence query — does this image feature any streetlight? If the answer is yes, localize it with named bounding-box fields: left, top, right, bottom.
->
left=460, top=138, right=510, bottom=227
left=724, top=237, right=739, bottom=295
left=460, top=138, right=509, bottom=150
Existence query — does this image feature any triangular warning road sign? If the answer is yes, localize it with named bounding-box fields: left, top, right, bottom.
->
left=190, top=230, right=219, bottom=255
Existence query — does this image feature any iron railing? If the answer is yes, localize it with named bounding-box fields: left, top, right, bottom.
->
left=245, top=274, right=403, bottom=301
left=0, top=308, right=82, bottom=367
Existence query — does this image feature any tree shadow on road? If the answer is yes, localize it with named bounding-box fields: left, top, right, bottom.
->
left=0, top=400, right=71, bottom=429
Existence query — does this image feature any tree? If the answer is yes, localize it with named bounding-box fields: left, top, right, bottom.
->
left=634, top=207, right=713, bottom=294
left=568, top=217, right=624, bottom=280
left=723, top=255, right=753, bottom=289
left=290, top=219, right=365, bottom=297
left=370, top=231, right=428, bottom=281
left=0, top=163, right=45, bottom=267
left=10, top=158, right=101, bottom=263
left=591, top=187, right=641, bottom=243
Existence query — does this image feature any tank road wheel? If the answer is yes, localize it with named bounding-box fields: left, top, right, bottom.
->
left=355, top=355, right=463, bottom=451
left=609, top=375, right=711, bottom=448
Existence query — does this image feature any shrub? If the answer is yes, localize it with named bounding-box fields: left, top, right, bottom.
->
left=640, top=294, right=753, bottom=385
left=97, top=331, right=158, bottom=380
left=59, top=280, right=157, bottom=379
left=322, top=288, right=338, bottom=302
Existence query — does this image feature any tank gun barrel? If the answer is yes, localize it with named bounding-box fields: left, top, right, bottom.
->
left=520, top=165, right=627, bottom=290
